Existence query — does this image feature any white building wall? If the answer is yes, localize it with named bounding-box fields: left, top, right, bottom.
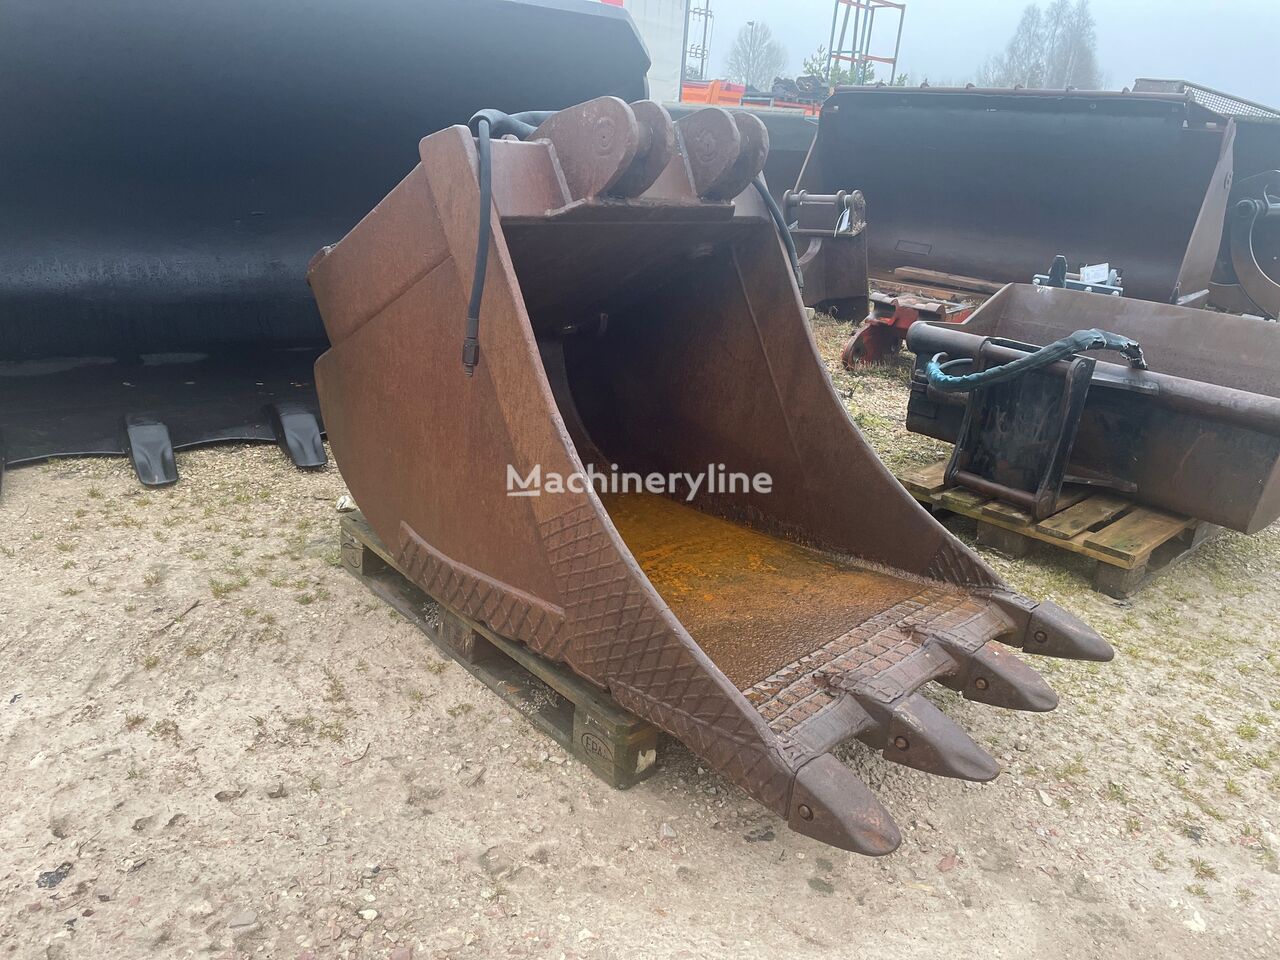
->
left=620, top=0, right=687, bottom=102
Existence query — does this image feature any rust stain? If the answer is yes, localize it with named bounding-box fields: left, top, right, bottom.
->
left=602, top=493, right=925, bottom=688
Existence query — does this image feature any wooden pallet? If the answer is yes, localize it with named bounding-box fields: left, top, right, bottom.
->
left=339, top=511, right=660, bottom=788
left=897, top=460, right=1220, bottom=598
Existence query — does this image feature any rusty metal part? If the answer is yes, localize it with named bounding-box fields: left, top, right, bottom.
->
left=784, top=190, right=870, bottom=318
left=674, top=107, right=743, bottom=199
left=799, top=86, right=1258, bottom=307
left=665, top=103, right=818, bottom=209
left=531, top=99, right=641, bottom=200
left=664, top=105, right=869, bottom=318
left=610, top=101, right=677, bottom=199
left=906, top=283, right=1280, bottom=534
left=841, top=292, right=973, bottom=367
left=309, top=98, right=1113, bottom=856
left=706, top=113, right=770, bottom=202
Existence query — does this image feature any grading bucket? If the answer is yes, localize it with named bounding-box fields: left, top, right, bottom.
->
left=906, top=283, right=1280, bottom=533
left=0, top=0, right=648, bottom=487
left=798, top=86, right=1280, bottom=311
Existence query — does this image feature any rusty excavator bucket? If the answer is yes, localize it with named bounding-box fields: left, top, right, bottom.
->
left=0, top=0, right=648, bottom=489
left=798, top=85, right=1280, bottom=313
left=308, top=97, right=1113, bottom=855
left=668, top=104, right=870, bottom=320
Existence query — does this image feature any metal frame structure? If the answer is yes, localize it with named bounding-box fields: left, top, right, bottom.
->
left=827, top=0, right=905, bottom=87
left=681, top=0, right=714, bottom=84
left=1133, top=78, right=1280, bottom=120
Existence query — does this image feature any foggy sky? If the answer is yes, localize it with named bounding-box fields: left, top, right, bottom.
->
left=707, top=0, right=1279, bottom=109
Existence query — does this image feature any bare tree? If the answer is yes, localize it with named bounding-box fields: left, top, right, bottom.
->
left=975, top=0, right=1101, bottom=89
left=725, top=22, right=787, bottom=90
left=1054, top=0, right=1101, bottom=88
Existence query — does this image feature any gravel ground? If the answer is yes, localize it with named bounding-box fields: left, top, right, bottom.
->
left=1, top=317, right=1277, bottom=959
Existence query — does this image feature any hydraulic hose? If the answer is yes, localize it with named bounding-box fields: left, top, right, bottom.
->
left=461, top=114, right=802, bottom=371
left=461, top=110, right=558, bottom=376
left=460, top=115, right=491, bottom=376
left=926, top=328, right=1148, bottom=394
left=753, top=175, right=803, bottom=292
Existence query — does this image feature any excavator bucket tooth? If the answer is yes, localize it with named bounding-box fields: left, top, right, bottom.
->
left=939, top=645, right=1060, bottom=714
left=265, top=402, right=328, bottom=471
left=1024, top=600, right=1115, bottom=662
left=985, top=593, right=1115, bottom=662
left=789, top=754, right=901, bottom=857
left=124, top=416, right=178, bottom=488
left=881, top=694, right=1001, bottom=782
left=309, top=96, right=1107, bottom=855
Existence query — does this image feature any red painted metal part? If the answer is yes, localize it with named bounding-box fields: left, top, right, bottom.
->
left=841, top=292, right=973, bottom=367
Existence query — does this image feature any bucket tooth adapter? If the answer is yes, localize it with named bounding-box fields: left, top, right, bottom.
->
left=308, top=98, right=1112, bottom=856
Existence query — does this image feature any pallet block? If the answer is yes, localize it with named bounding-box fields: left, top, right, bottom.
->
left=339, top=510, right=660, bottom=789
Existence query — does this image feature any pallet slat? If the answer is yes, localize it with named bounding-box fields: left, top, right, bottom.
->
left=892, top=266, right=1005, bottom=294
left=1048, top=484, right=1093, bottom=513
left=896, top=458, right=1216, bottom=598
left=938, top=487, right=989, bottom=513
left=1034, top=493, right=1131, bottom=540
left=898, top=460, right=950, bottom=498
left=980, top=499, right=1035, bottom=526
left=1083, top=507, right=1192, bottom=564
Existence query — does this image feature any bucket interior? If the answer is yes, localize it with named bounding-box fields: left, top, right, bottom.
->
left=504, top=218, right=939, bottom=692
left=599, top=492, right=924, bottom=689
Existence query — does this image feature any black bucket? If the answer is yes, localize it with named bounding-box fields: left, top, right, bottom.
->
left=0, top=0, right=648, bottom=481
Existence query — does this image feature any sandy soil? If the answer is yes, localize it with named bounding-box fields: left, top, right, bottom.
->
left=2, top=321, right=1277, bottom=959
